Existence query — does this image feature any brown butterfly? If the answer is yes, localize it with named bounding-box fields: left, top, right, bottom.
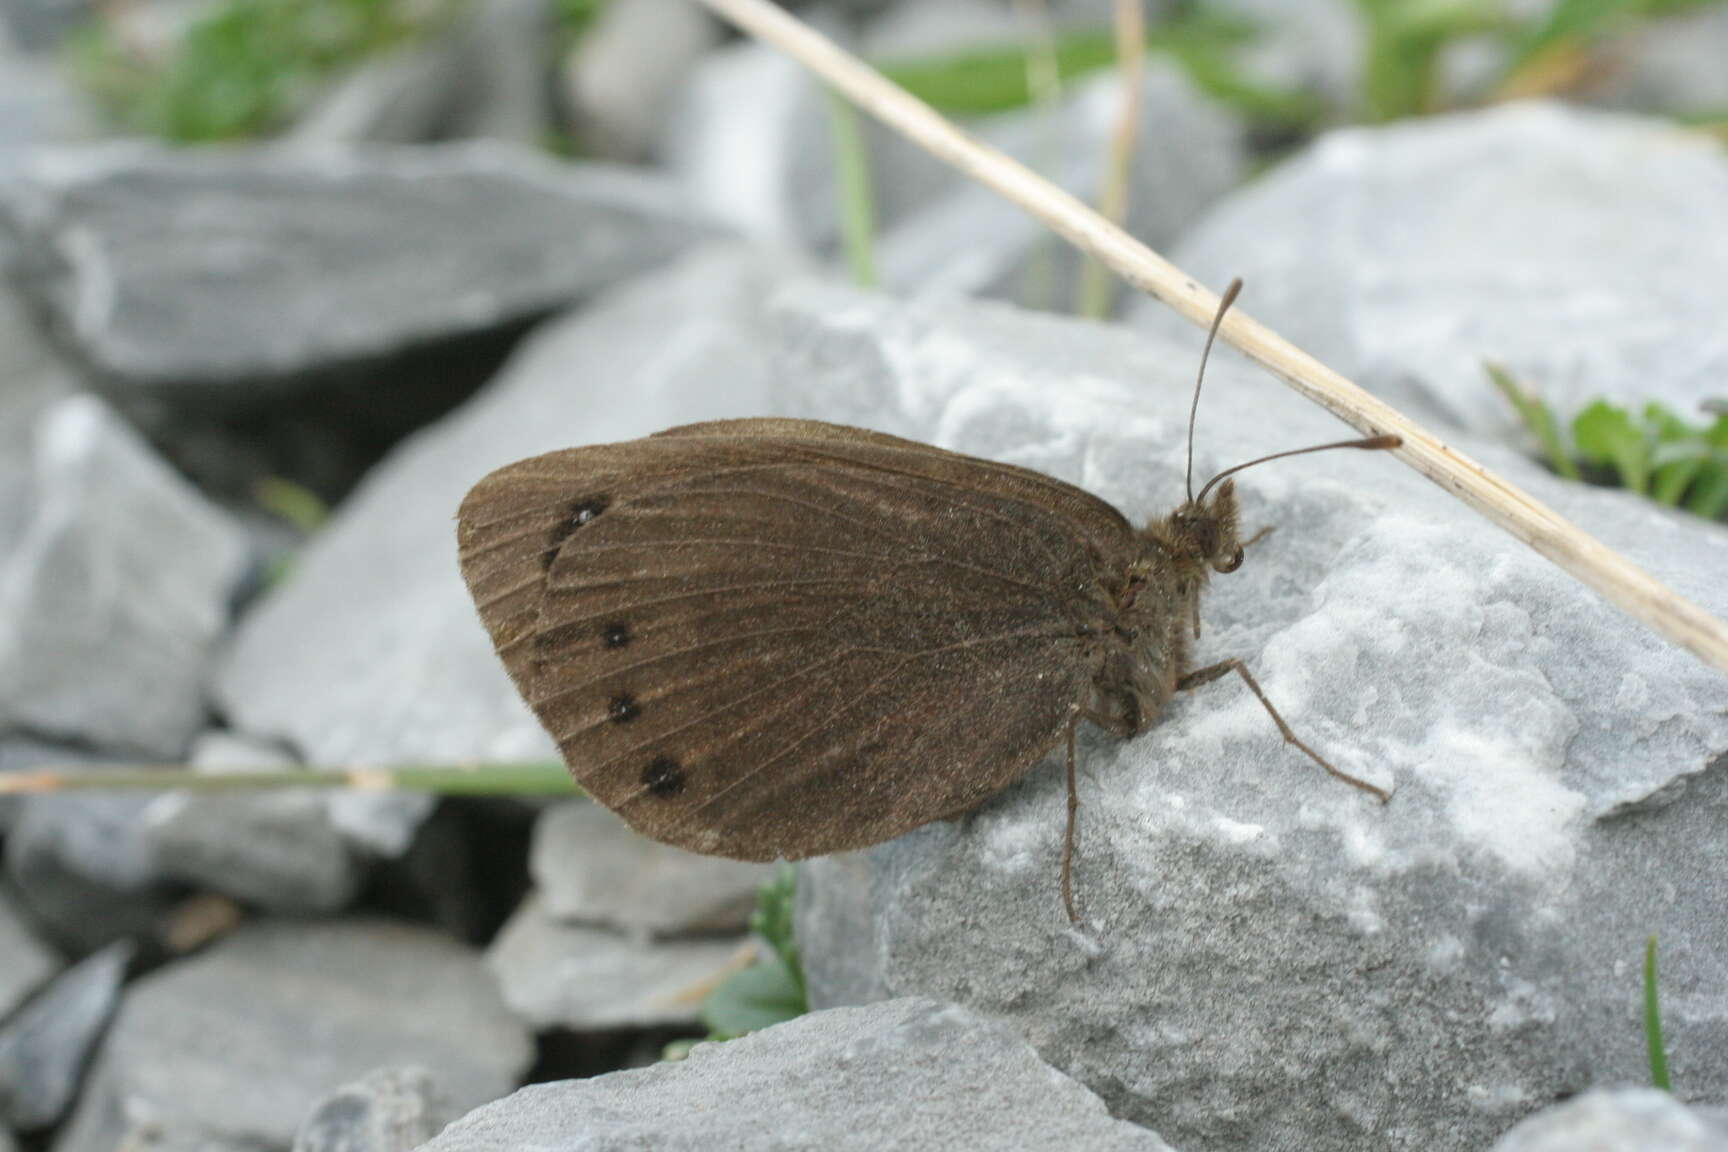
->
left=456, top=282, right=1398, bottom=923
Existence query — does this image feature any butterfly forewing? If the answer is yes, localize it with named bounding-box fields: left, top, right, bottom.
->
left=457, top=419, right=1136, bottom=860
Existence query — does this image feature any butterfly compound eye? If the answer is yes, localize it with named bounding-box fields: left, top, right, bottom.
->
left=1215, top=546, right=1245, bottom=574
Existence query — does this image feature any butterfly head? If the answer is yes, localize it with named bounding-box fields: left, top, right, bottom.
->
left=1160, top=478, right=1245, bottom=576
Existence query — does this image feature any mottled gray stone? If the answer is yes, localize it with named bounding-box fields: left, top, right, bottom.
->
left=438, top=0, right=557, bottom=147
left=666, top=40, right=1242, bottom=282
left=215, top=247, right=785, bottom=806
left=0, top=142, right=720, bottom=393
left=661, top=37, right=968, bottom=255
left=292, top=1067, right=451, bottom=1152
left=0, top=53, right=96, bottom=157
left=565, top=0, right=720, bottom=161
left=0, top=395, right=247, bottom=756
left=879, top=63, right=1244, bottom=310
left=486, top=894, right=744, bottom=1031
left=0, top=940, right=130, bottom=1130
left=531, top=802, right=769, bottom=936
left=764, top=283, right=1728, bottom=1151
left=286, top=46, right=467, bottom=147
left=1490, top=1089, right=1728, bottom=1151
left=7, top=788, right=178, bottom=952
left=422, top=998, right=1172, bottom=1152
left=56, top=920, right=531, bottom=1152
left=1134, top=103, right=1728, bottom=440
left=1203, top=0, right=1360, bottom=115
left=0, top=890, right=56, bottom=1023
left=144, top=732, right=361, bottom=912
left=1587, top=6, right=1728, bottom=115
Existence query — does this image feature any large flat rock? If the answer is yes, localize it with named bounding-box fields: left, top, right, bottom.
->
left=767, top=283, right=1728, bottom=1151
left=1133, top=103, right=1728, bottom=438
left=56, top=919, right=532, bottom=1152
left=420, top=998, right=1172, bottom=1151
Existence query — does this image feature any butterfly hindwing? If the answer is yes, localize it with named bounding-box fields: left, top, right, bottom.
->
left=457, top=419, right=1134, bottom=859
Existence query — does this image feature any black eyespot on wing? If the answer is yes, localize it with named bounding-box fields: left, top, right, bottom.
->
left=642, top=757, right=685, bottom=797
left=608, top=693, right=640, bottom=723
left=542, top=495, right=610, bottom=568
left=603, top=622, right=631, bottom=649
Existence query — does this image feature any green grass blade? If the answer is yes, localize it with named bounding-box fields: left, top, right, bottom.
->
left=1485, top=362, right=1579, bottom=480
left=826, top=89, right=878, bottom=289
left=0, top=761, right=581, bottom=796
left=1645, top=934, right=1672, bottom=1092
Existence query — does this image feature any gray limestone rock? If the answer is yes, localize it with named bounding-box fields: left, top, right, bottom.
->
left=7, top=788, right=178, bottom=952
left=0, top=395, right=248, bottom=756
left=292, top=1067, right=451, bottom=1152
left=531, top=802, right=769, bottom=936
left=143, top=731, right=361, bottom=912
left=0, top=143, right=719, bottom=393
left=666, top=40, right=1243, bottom=286
left=0, top=53, right=96, bottom=160
left=0, top=940, right=131, bottom=1131
left=1133, top=103, right=1728, bottom=441
left=0, top=890, right=57, bottom=1023
left=286, top=46, right=469, bottom=147
left=763, top=283, right=1728, bottom=1151
left=486, top=894, right=744, bottom=1031
left=56, top=920, right=531, bottom=1152
left=215, top=247, right=785, bottom=822
left=564, top=0, right=721, bottom=162
left=420, top=998, right=1172, bottom=1152
left=1586, top=6, right=1728, bottom=116
left=1490, top=1088, right=1728, bottom=1151
left=878, top=64, right=1245, bottom=312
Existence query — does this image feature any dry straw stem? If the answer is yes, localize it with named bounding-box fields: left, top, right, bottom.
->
left=1077, top=0, right=1146, bottom=318
left=692, top=0, right=1728, bottom=675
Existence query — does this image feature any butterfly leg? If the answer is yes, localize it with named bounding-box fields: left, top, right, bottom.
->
left=1060, top=715, right=1081, bottom=924
left=1177, top=659, right=1390, bottom=803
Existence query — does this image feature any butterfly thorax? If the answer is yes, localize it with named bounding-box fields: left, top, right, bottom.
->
left=1090, top=480, right=1244, bottom=736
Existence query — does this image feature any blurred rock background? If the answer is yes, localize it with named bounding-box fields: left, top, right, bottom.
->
left=2, top=1, right=1727, bottom=1150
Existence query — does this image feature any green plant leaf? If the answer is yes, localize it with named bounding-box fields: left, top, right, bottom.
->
left=1645, top=934, right=1672, bottom=1092
left=1485, top=362, right=1579, bottom=480
left=696, top=864, right=808, bottom=1043
left=1685, top=462, right=1728, bottom=518
left=1572, top=400, right=1651, bottom=494
left=700, top=957, right=807, bottom=1040
left=1643, top=402, right=1710, bottom=506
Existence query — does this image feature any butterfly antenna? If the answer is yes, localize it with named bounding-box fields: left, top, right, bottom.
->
left=1196, top=434, right=1403, bottom=506
left=1185, top=278, right=1244, bottom=504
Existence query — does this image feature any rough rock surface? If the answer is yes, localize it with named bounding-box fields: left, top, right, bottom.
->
left=216, top=247, right=785, bottom=795
left=532, top=802, right=769, bottom=936
left=879, top=64, right=1245, bottom=311
left=142, top=731, right=361, bottom=911
left=771, top=283, right=1728, bottom=1152
left=420, top=998, right=1172, bottom=1151
left=0, top=143, right=719, bottom=392
left=0, top=891, right=56, bottom=1022
left=0, top=941, right=130, bottom=1130
left=486, top=895, right=743, bottom=1031
left=667, top=41, right=1242, bottom=294
left=1489, top=1088, right=1728, bottom=1152
left=1134, top=103, right=1728, bottom=439
left=292, top=1067, right=452, bottom=1152
left=7, top=788, right=179, bottom=952
left=56, top=920, right=531, bottom=1152
left=0, top=395, right=248, bottom=756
